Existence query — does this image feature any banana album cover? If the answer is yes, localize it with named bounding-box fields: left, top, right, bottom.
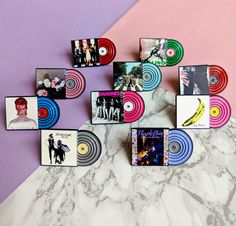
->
left=176, top=95, right=210, bottom=129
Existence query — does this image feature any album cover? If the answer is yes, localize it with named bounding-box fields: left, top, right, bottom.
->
left=36, top=68, right=66, bottom=99
left=113, top=62, right=143, bottom=91
left=179, top=65, right=209, bottom=95
left=131, top=128, right=169, bottom=166
left=5, top=96, right=38, bottom=130
left=140, top=38, right=167, bottom=66
left=71, top=39, right=100, bottom=67
left=91, top=91, right=124, bottom=124
left=176, top=95, right=210, bottom=129
left=41, top=129, right=78, bottom=166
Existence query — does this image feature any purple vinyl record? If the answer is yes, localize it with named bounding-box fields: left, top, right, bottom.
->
left=168, top=129, right=193, bottom=166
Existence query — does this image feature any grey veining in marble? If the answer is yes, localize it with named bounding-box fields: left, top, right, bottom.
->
left=0, top=88, right=236, bottom=226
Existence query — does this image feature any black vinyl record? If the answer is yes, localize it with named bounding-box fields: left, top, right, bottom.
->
left=77, top=130, right=102, bottom=166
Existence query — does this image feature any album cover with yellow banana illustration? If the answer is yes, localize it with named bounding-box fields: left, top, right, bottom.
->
left=176, top=95, right=210, bottom=129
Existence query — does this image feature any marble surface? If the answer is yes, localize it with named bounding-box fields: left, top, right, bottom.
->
left=0, top=88, right=236, bottom=226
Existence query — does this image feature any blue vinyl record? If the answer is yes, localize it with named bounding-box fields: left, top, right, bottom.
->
left=38, top=97, right=60, bottom=129
left=168, top=129, right=193, bottom=166
left=142, top=62, right=162, bottom=91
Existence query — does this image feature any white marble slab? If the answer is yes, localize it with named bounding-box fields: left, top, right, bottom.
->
left=0, top=88, right=236, bottom=226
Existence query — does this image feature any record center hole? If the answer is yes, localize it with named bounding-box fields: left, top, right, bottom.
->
left=143, top=73, right=151, bottom=81
left=169, top=142, right=180, bottom=153
left=66, top=80, right=75, bottom=88
left=210, top=75, right=218, bottom=85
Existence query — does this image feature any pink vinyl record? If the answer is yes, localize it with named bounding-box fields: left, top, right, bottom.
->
left=123, top=91, right=145, bottom=123
left=210, top=95, right=231, bottom=128
left=66, top=69, right=86, bottom=99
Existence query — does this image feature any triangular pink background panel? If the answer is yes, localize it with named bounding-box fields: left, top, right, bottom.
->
left=103, top=0, right=236, bottom=116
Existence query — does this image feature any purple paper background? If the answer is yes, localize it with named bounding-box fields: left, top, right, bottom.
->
left=0, top=0, right=137, bottom=203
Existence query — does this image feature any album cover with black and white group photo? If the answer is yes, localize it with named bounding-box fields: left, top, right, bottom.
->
left=91, top=91, right=124, bottom=124
left=5, top=96, right=39, bottom=130
left=41, top=129, right=78, bottom=166
left=131, top=128, right=169, bottom=166
left=71, top=39, right=100, bottom=67
left=140, top=38, right=167, bottom=66
left=179, top=65, right=209, bottom=95
left=113, top=62, right=143, bottom=92
left=36, top=68, right=66, bottom=99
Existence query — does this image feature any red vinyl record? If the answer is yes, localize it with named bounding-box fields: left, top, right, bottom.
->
left=98, top=38, right=116, bottom=65
left=123, top=91, right=145, bottom=123
left=66, top=69, right=86, bottom=99
left=209, top=65, right=228, bottom=94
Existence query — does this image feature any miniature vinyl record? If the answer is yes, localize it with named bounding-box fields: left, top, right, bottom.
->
left=209, top=65, right=228, bottom=94
left=113, top=62, right=162, bottom=92
left=37, top=97, right=60, bottom=129
left=168, top=129, right=193, bottom=166
left=176, top=95, right=210, bottom=129
left=140, top=38, right=184, bottom=66
left=131, top=128, right=193, bottom=166
left=36, top=68, right=85, bottom=99
left=123, top=91, right=145, bottom=123
left=41, top=129, right=102, bottom=167
left=210, top=95, right=231, bottom=128
left=179, top=65, right=228, bottom=95
left=77, top=130, right=102, bottom=166
left=91, top=91, right=145, bottom=124
left=71, top=38, right=116, bottom=68
left=5, top=96, right=60, bottom=130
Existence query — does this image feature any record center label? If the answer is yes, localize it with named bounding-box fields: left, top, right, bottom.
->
left=77, top=143, right=89, bottom=155
left=124, top=101, right=134, bottom=112
left=99, top=47, right=107, bottom=56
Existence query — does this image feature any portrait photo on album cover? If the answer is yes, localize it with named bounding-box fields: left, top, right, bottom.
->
left=72, top=39, right=100, bottom=68
left=5, top=96, right=38, bottom=130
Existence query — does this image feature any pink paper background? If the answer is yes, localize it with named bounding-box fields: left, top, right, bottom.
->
left=104, top=0, right=236, bottom=116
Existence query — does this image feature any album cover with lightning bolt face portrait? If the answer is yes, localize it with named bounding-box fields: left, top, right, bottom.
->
left=176, top=95, right=210, bottom=129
